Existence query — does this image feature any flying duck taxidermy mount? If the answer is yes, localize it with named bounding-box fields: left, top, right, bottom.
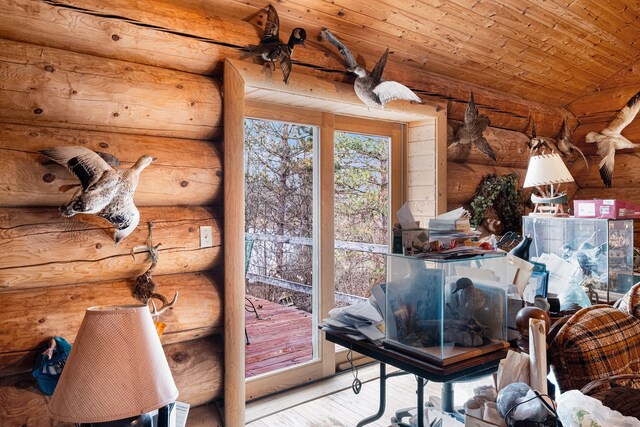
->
left=448, top=92, right=496, bottom=161
left=585, top=90, right=640, bottom=188
left=245, top=4, right=307, bottom=84
left=320, top=28, right=422, bottom=108
left=527, top=119, right=557, bottom=156
left=39, top=146, right=155, bottom=244
left=556, top=116, right=589, bottom=172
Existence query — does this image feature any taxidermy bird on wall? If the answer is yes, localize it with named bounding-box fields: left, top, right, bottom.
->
left=246, top=5, right=306, bottom=84
left=556, top=116, right=589, bottom=171
left=528, top=120, right=557, bottom=155
left=39, top=146, right=155, bottom=244
left=585, top=90, right=640, bottom=188
left=448, top=92, right=496, bottom=161
left=320, top=28, right=421, bottom=108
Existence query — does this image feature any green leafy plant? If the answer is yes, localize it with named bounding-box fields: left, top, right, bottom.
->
left=469, top=173, right=524, bottom=232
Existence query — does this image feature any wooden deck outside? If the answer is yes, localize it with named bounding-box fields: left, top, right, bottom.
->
left=245, top=295, right=313, bottom=378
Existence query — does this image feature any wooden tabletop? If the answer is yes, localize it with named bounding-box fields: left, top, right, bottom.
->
left=324, top=329, right=508, bottom=383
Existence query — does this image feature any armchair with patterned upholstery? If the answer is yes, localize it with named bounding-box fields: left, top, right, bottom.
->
left=548, top=301, right=640, bottom=418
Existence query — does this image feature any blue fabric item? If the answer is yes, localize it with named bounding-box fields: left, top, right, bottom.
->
left=32, top=336, right=72, bottom=395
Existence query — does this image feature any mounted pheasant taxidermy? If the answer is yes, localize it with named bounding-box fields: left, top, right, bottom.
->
left=556, top=117, right=589, bottom=172
left=585, top=90, right=640, bottom=188
left=39, top=146, right=155, bottom=244
left=245, top=4, right=306, bottom=84
left=320, top=28, right=421, bottom=108
left=448, top=92, right=496, bottom=161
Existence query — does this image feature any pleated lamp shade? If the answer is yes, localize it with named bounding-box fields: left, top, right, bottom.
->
left=48, top=305, right=178, bottom=423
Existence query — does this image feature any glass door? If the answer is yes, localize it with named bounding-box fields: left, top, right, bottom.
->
left=333, top=130, right=390, bottom=305
left=244, top=117, right=318, bottom=381
left=243, top=107, right=403, bottom=399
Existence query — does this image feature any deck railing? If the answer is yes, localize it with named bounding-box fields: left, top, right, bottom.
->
left=246, top=232, right=387, bottom=304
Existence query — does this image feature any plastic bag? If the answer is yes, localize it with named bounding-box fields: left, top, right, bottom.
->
left=556, top=390, right=640, bottom=427
left=509, top=389, right=548, bottom=425
left=558, top=282, right=591, bottom=311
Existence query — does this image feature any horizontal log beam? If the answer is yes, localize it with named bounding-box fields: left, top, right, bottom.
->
left=0, top=335, right=223, bottom=424
left=0, top=373, right=58, bottom=426
left=0, top=0, right=238, bottom=76
left=568, top=87, right=640, bottom=157
left=574, top=187, right=640, bottom=206
left=0, top=38, right=222, bottom=140
left=447, top=122, right=531, bottom=168
left=0, top=124, right=222, bottom=207
left=568, top=87, right=640, bottom=120
left=571, top=153, right=640, bottom=189
left=187, top=403, right=223, bottom=426
left=0, top=206, right=222, bottom=290
left=447, top=163, right=528, bottom=207
left=0, top=271, right=222, bottom=367
left=168, top=335, right=224, bottom=407
left=0, top=0, right=571, bottom=135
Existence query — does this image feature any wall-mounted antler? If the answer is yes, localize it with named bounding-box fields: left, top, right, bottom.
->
left=149, top=292, right=179, bottom=317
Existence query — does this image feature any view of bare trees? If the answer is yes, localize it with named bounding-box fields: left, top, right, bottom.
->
left=244, top=119, right=389, bottom=312
left=334, top=131, right=389, bottom=301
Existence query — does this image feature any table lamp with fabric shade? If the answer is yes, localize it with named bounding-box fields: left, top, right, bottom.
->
left=48, top=305, right=178, bottom=426
left=523, top=153, right=575, bottom=217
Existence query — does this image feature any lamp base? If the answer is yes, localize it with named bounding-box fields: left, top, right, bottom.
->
left=75, top=403, right=174, bottom=427
left=76, top=413, right=152, bottom=427
left=529, top=193, right=570, bottom=217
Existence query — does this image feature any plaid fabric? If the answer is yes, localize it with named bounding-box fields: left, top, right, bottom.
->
left=616, top=282, right=640, bottom=318
left=549, top=305, right=640, bottom=393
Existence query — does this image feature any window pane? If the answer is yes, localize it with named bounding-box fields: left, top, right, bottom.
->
left=244, top=118, right=316, bottom=378
left=334, top=131, right=389, bottom=304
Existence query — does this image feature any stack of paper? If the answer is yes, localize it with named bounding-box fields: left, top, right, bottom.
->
left=322, top=302, right=385, bottom=343
left=427, top=207, right=479, bottom=242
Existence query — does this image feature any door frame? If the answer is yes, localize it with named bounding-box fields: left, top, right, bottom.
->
left=223, top=58, right=446, bottom=427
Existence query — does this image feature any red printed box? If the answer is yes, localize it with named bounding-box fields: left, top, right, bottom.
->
left=574, top=199, right=640, bottom=219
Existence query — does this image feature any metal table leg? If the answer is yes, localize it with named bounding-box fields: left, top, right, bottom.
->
left=357, top=363, right=387, bottom=427
left=442, top=382, right=454, bottom=413
left=442, top=381, right=464, bottom=421
left=417, top=377, right=425, bottom=427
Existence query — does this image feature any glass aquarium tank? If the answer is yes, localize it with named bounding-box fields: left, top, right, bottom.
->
left=383, top=253, right=510, bottom=366
left=522, top=217, right=634, bottom=302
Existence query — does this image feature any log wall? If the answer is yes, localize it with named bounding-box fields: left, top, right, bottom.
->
left=446, top=120, right=578, bottom=225
left=0, top=8, right=225, bottom=423
left=0, top=0, right=584, bottom=425
left=567, top=64, right=640, bottom=242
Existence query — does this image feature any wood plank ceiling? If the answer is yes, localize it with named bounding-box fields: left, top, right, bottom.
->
left=206, top=0, right=640, bottom=107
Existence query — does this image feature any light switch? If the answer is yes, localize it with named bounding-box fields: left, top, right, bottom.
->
left=200, top=226, right=213, bottom=248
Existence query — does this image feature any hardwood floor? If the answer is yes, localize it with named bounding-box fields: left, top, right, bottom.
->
left=243, top=296, right=494, bottom=426
left=247, top=363, right=493, bottom=426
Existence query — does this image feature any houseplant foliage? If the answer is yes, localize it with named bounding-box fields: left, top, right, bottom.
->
left=469, top=173, right=524, bottom=233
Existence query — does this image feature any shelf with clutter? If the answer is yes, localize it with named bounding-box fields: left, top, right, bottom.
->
left=522, top=216, right=635, bottom=303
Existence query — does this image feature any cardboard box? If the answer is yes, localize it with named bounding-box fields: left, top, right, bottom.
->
left=573, top=199, right=640, bottom=219
left=401, top=228, right=428, bottom=249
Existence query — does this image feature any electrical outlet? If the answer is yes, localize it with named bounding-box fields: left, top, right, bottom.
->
left=200, top=226, right=213, bottom=248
